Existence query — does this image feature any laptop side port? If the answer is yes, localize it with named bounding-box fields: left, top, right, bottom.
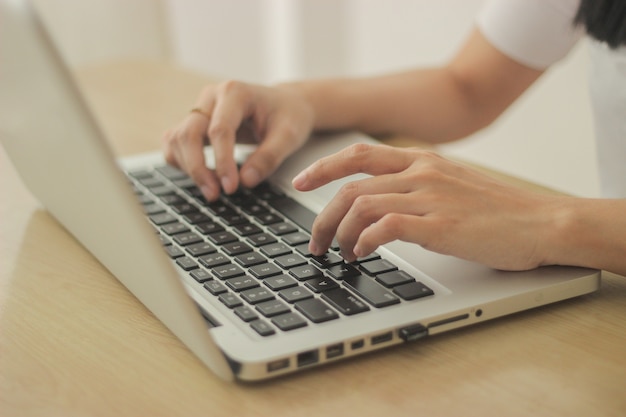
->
left=297, top=350, right=319, bottom=368
left=398, top=323, right=428, bottom=342
left=267, top=358, right=290, bottom=373
left=326, top=343, right=344, bottom=359
left=371, top=331, right=393, bottom=345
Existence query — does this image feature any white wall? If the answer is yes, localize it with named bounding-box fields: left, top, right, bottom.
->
left=33, top=0, right=600, bottom=197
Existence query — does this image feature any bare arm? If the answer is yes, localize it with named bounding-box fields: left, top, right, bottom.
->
left=286, top=29, right=544, bottom=143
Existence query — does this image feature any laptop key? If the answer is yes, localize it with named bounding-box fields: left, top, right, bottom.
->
left=288, top=265, right=323, bottom=281
left=225, top=276, right=259, bottom=292
left=164, top=245, right=185, bottom=259
left=234, top=252, right=266, bottom=267
left=278, top=286, right=314, bottom=303
left=204, top=280, right=228, bottom=295
left=263, top=274, right=298, bottom=291
left=393, top=281, right=434, bottom=301
left=219, top=292, right=243, bottom=308
left=295, top=298, right=339, bottom=323
left=360, top=259, right=398, bottom=276
left=234, top=306, right=259, bottom=322
left=212, top=264, right=245, bottom=280
left=185, top=242, right=217, bottom=257
left=327, top=263, right=360, bottom=280
left=173, top=231, right=203, bottom=246
left=271, top=312, right=308, bottom=331
left=249, top=263, right=283, bottom=279
left=176, top=256, right=198, bottom=271
left=321, top=288, right=370, bottom=316
left=240, top=287, right=275, bottom=305
left=342, top=275, right=400, bottom=308
left=250, top=319, right=275, bottom=336
left=255, top=299, right=291, bottom=317
left=161, top=222, right=189, bottom=236
left=198, top=253, right=229, bottom=268
left=304, top=277, right=339, bottom=293
left=375, top=270, right=415, bottom=288
left=190, top=269, right=212, bottom=283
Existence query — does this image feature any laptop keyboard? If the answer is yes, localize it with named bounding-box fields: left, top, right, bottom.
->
left=127, top=165, right=434, bottom=337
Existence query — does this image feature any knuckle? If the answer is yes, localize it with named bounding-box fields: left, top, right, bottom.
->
left=208, top=122, right=234, bottom=141
left=337, top=181, right=361, bottom=201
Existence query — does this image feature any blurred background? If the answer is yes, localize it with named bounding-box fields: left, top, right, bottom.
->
left=32, top=0, right=598, bottom=197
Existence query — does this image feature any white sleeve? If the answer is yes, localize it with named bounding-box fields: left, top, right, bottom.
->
left=476, top=0, right=584, bottom=69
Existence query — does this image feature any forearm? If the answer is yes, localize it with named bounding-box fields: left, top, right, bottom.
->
left=544, top=197, right=626, bottom=276
left=282, top=69, right=485, bottom=143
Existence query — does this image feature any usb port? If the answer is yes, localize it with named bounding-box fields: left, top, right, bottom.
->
left=371, top=331, right=393, bottom=345
left=326, top=343, right=344, bottom=359
left=267, top=358, right=290, bottom=373
left=297, top=350, right=319, bottom=368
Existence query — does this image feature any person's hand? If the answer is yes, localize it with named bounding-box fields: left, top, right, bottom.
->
left=162, top=80, right=314, bottom=200
left=292, top=143, right=565, bottom=271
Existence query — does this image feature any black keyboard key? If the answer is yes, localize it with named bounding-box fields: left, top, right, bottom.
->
left=204, top=280, right=227, bottom=295
left=143, top=203, right=165, bottom=215
left=234, top=252, right=266, bottom=267
left=222, top=241, right=253, bottom=256
left=150, top=212, right=177, bottom=225
left=267, top=197, right=317, bottom=233
left=176, top=256, right=198, bottom=271
left=274, top=253, right=307, bottom=269
left=271, top=312, right=308, bottom=331
left=185, top=242, right=217, bottom=257
left=234, top=306, right=258, bottom=322
left=260, top=242, right=292, bottom=258
left=212, top=264, right=245, bottom=280
left=295, top=298, right=339, bottom=323
left=278, top=286, right=314, bottom=303
left=342, top=275, right=400, bottom=308
left=224, top=275, right=259, bottom=292
left=253, top=212, right=283, bottom=225
left=282, top=231, right=310, bottom=247
left=288, top=265, right=323, bottom=281
left=256, top=299, right=291, bottom=317
left=360, top=259, right=398, bottom=276
left=219, top=292, right=243, bottom=308
left=250, top=319, right=275, bottom=336
left=161, top=222, right=190, bottom=236
left=150, top=185, right=177, bottom=196
left=264, top=275, right=298, bottom=291
left=195, top=222, right=224, bottom=235
left=327, top=263, right=360, bottom=280
left=247, top=233, right=277, bottom=247
left=173, top=231, right=203, bottom=246
left=310, top=253, right=344, bottom=268
left=240, top=287, right=275, bottom=304
left=267, top=222, right=298, bottom=236
left=241, top=203, right=267, bottom=216
left=171, top=202, right=197, bottom=215
left=321, top=288, right=370, bottom=316
left=190, top=269, right=212, bottom=283
left=393, top=281, right=434, bottom=300
left=232, top=223, right=262, bottom=236
left=376, top=270, right=415, bottom=288
left=164, top=245, right=185, bottom=259
left=220, top=213, right=248, bottom=226
left=295, top=243, right=313, bottom=257
left=304, top=277, right=339, bottom=293
left=207, top=231, right=238, bottom=245
left=182, top=212, right=211, bottom=225
left=249, top=263, right=282, bottom=279
left=198, top=253, right=230, bottom=268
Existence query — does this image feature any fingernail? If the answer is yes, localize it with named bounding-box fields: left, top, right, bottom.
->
left=308, top=239, right=320, bottom=255
left=220, top=175, right=234, bottom=194
left=292, top=170, right=308, bottom=188
left=241, top=167, right=261, bottom=188
left=201, top=184, right=216, bottom=201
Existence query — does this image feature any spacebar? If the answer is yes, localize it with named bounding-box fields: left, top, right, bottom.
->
left=267, top=197, right=317, bottom=233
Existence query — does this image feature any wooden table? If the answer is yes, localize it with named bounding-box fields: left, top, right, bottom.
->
left=1, top=60, right=625, bottom=417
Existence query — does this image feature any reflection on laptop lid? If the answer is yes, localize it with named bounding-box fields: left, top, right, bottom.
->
left=0, top=0, right=600, bottom=382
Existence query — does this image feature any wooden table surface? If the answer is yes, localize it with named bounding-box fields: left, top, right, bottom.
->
left=1, top=60, right=625, bottom=417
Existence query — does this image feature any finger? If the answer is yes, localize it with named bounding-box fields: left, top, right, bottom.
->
left=292, top=143, right=413, bottom=191
left=239, top=121, right=309, bottom=188
left=208, top=81, right=253, bottom=194
left=178, top=114, right=221, bottom=200
left=334, top=193, right=425, bottom=261
left=353, top=213, right=432, bottom=259
left=308, top=173, right=412, bottom=256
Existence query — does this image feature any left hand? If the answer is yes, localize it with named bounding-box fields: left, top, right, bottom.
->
left=292, top=143, right=563, bottom=271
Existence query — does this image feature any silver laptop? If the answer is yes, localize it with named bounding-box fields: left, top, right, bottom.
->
left=0, top=0, right=600, bottom=382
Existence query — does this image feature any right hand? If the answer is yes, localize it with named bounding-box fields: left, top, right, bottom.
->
left=162, top=80, right=314, bottom=201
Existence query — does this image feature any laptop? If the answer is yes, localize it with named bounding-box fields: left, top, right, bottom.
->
left=0, top=0, right=600, bottom=382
